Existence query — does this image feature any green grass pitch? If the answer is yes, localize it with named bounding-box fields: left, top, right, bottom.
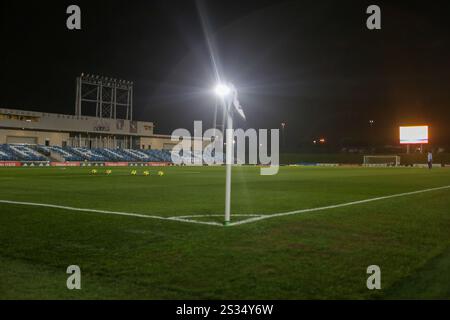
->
left=0, top=166, right=449, bottom=299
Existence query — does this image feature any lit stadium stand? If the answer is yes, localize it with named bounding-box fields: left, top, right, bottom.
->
left=0, top=144, right=221, bottom=165
left=2, top=144, right=48, bottom=161
left=122, top=149, right=153, bottom=162
left=170, top=150, right=194, bottom=164
left=143, top=150, right=172, bottom=162
left=1, top=144, right=173, bottom=163
left=0, top=145, right=16, bottom=161
left=94, top=148, right=132, bottom=161
left=71, top=147, right=109, bottom=162
left=37, top=145, right=84, bottom=161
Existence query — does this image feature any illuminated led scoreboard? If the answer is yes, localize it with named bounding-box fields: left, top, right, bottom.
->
left=399, top=126, right=429, bottom=144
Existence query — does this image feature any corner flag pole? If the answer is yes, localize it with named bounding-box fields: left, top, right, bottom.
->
left=214, top=82, right=245, bottom=226
left=224, top=99, right=233, bottom=225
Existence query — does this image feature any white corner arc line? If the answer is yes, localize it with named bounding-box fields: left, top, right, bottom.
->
left=173, top=214, right=262, bottom=219
left=228, top=185, right=450, bottom=226
left=166, top=217, right=223, bottom=226
left=0, top=185, right=449, bottom=227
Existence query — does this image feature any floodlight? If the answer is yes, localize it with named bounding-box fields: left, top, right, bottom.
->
left=214, top=84, right=231, bottom=97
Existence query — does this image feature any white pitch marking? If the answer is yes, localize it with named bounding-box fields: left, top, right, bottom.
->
left=0, top=185, right=449, bottom=227
left=228, top=185, right=450, bottom=226
left=166, top=217, right=222, bottom=226
left=0, top=200, right=221, bottom=227
left=173, top=214, right=262, bottom=219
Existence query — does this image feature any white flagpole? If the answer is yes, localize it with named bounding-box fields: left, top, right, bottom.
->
left=224, top=99, right=233, bottom=225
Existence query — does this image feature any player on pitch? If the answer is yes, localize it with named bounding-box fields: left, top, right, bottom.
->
left=427, top=151, right=433, bottom=169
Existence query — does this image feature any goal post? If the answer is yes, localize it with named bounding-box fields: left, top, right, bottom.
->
left=363, top=155, right=400, bottom=167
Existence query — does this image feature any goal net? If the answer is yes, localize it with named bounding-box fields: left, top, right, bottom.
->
left=363, top=155, right=400, bottom=167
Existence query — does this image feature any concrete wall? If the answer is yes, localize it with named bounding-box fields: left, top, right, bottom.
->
left=139, top=136, right=211, bottom=150
left=0, top=129, right=70, bottom=146
left=139, top=136, right=175, bottom=150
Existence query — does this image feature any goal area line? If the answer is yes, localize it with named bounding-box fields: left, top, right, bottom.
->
left=0, top=185, right=449, bottom=227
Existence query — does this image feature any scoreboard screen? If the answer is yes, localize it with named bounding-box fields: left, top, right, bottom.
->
left=399, top=126, right=429, bottom=144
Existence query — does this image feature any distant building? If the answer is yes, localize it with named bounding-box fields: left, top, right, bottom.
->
left=0, top=107, right=177, bottom=150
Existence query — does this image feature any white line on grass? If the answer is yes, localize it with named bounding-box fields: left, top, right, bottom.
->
left=228, top=185, right=450, bottom=226
left=0, top=200, right=223, bottom=227
left=173, top=214, right=262, bottom=219
left=0, top=185, right=449, bottom=227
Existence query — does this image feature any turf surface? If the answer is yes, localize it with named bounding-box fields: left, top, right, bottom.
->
left=0, top=166, right=449, bottom=299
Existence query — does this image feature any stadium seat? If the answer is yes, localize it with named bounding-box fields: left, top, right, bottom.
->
left=3, top=144, right=48, bottom=161
left=0, top=144, right=182, bottom=164
left=37, top=145, right=84, bottom=161
left=141, top=150, right=171, bottom=162
left=123, top=149, right=153, bottom=162
left=0, top=144, right=17, bottom=161
left=93, top=148, right=131, bottom=161
left=71, top=147, right=109, bottom=162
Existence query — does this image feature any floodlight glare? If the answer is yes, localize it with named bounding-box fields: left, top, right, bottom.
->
left=214, top=84, right=231, bottom=97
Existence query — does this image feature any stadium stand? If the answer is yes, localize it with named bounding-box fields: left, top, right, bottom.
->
left=94, top=148, right=133, bottom=161
left=169, top=149, right=193, bottom=164
left=2, top=144, right=48, bottom=161
left=71, top=147, right=109, bottom=162
left=138, top=149, right=170, bottom=162
left=37, top=145, right=84, bottom=161
left=0, top=144, right=16, bottom=161
left=202, top=149, right=225, bottom=164
left=150, top=150, right=172, bottom=162
left=0, top=144, right=222, bottom=164
left=122, top=149, right=153, bottom=162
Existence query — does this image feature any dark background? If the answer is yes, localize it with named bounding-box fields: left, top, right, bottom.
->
left=1, top=0, right=449, bottom=150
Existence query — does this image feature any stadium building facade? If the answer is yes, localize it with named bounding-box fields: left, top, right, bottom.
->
left=0, top=107, right=217, bottom=166
left=0, top=107, right=176, bottom=150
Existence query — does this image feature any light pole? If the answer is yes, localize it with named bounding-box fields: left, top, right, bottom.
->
left=369, top=119, right=375, bottom=153
left=214, top=84, right=233, bottom=225
left=281, top=122, right=286, bottom=151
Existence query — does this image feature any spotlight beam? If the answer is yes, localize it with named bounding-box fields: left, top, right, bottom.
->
left=196, top=0, right=223, bottom=85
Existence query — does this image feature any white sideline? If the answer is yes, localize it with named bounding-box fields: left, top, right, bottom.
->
left=0, top=185, right=449, bottom=227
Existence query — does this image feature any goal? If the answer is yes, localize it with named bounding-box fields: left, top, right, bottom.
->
left=363, top=155, right=400, bottom=167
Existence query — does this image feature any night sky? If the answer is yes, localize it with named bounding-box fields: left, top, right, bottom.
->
left=1, top=0, right=450, bottom=148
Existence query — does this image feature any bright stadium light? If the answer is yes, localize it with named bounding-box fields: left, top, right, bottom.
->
left=214, top=84, right=231, bottom=97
